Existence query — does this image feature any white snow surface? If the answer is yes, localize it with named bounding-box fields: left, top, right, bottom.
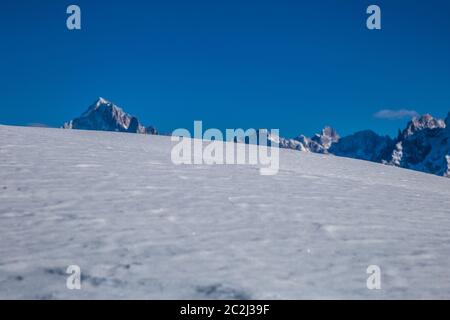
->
left=1, top=124, right=450, bottom=299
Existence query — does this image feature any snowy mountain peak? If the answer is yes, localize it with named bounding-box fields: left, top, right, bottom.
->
left=321, top=126, right=339, bottom=139
left=307, top=126, right=340, bottom=153
left=64, top=98, right=157, bottom=135
left=88, top=97, right=113, bottom=111
left=383, top=112, right=450, bottom=176
left=282, top=126, right=341, bottom=154
left=402, top=114, right=446, bottom=138
left=97, top=97, right=108, bottom=104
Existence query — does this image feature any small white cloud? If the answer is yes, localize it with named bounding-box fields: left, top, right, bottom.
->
left=374, top=109, right=419, bottom=120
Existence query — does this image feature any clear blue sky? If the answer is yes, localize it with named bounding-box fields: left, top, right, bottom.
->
left=0, top=0, right=449, bottom=137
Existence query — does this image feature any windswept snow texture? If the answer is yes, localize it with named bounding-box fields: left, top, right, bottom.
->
left=1, top=125, right=450, bottom=299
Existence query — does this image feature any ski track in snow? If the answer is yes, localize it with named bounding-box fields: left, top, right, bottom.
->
left=0, top=125, right=450, bottom=299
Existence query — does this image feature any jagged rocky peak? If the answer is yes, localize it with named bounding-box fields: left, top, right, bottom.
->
left=64, top=98, right=156, bottom=135
left=322, top=126, right=340, bottom=140
left=286, top=126, right=339, bottom=154
left=401, top=114, right=446, bottom=138
left=309, top=126, right=340, bottom=152
left=85, top=97, right=122, bottom=115
left=88, top=97, right=126, bottom=114
left=92, top=96, right=109, bottom=108
left=385, top=112, right=450, bottom=176
left=312, top=126, right=339, bottom=144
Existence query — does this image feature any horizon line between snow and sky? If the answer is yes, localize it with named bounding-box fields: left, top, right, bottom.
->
left=0, top=0, right=450, bottom=138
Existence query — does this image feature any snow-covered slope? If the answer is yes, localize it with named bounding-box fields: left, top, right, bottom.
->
left=1, top=125, right=450, bottom=299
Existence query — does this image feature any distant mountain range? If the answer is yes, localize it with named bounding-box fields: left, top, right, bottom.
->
left=64, top=97, right=450, bottom=178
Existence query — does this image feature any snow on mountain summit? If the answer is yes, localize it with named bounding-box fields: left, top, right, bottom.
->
left=400, top=113, right=446, bottom=139
left=96, top=96, right=109, bottom=105
left=64, top=98, right=157, bottom=135
left=385, top=113, right=450, bottom=177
